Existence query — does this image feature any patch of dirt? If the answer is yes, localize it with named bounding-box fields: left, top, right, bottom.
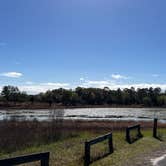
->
left=124, top=143, right=166, bottom=166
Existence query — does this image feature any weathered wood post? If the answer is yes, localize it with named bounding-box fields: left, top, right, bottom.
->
left=153, top=118, right=158, bottom=138
left=126, top=128, right=130, bottom=143
left=108, top=134, right=114, bottom=154
left=84, top=141, right=90, bottom=166
left=138, top=125, right=141, bottom=137
left=41, top=152, right=49, bottom=166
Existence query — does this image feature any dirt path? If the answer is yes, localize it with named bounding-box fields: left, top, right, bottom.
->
left=125, top=143, right=166, bottom=166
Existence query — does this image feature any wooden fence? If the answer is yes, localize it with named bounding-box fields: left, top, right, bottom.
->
left=0, top=152, right=49, bottom=166
left=84, top=133, right=113, bottom=166
left=126, top=124, right=143, bottom=144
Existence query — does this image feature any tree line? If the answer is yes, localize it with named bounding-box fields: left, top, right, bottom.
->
left=1, top=85, right=166, bottom=107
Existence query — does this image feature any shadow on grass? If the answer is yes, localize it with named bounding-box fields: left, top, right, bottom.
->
left=154, top=136, right=165, bottom=141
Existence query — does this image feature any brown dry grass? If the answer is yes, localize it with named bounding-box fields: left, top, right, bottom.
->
left=0, top=119, right=165, bottom=154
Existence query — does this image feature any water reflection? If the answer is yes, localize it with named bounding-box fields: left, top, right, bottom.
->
left=48, top=109, right=65, bottom=120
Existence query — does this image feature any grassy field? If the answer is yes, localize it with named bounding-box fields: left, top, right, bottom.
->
left=0, top=129, right=165, bottom=166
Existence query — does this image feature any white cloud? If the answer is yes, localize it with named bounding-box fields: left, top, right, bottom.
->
left=1, top=72, right=23, bottom=78
left=40, top=82, right=70, bottom=87
left=19, top=82, right=70, bottom=94
left=80, top=77, right=85, bottom=81
left=111, top=74, right=128, bottom=79
left=81, top=80, right=115, bottom=88
left=79, top=80, right=166, bottom=91
left=25, top=81, right=34, bottom=85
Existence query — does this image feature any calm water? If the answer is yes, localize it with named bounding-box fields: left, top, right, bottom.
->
left=0, top=108, right=166, bottom=122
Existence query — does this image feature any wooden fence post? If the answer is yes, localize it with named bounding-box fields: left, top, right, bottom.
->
left=138, top=125, right=141, bottom=137
left=108, top=134, right=113, bottom=153
left=41, top=152, right=49, bottom=166
left=84, top=141, right=90, bottom=166
left=153, top=118, right=158, bottom=138
left=126, top=128, right=130, bottom=143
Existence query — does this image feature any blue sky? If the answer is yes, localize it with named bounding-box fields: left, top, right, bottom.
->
left=0, top=0, right=166, bottom=93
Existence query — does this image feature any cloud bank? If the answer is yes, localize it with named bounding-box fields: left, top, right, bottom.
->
left=0, top=81, right=166, bottom=94
left=1, top=72, right=23, bottom=78
left=0, top=73, right=165, bottom=94
left=81, top=80, right=166, bottom=91
left=18, top=82, right=70, bottom=94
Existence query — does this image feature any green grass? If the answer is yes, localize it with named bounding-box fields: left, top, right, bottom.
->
left=0, top=130, right=165, bottom=166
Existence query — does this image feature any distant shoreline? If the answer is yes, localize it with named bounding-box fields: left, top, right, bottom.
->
left=0, top=102, right=166, bottom=110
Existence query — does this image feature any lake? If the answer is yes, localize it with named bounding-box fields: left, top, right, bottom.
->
left=0, top=108, right=166, bottom=122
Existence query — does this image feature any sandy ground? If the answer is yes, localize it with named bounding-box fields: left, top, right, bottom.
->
left=151, top=154, right=166, bottom=166
left=128, top=145, right=166, bottom=166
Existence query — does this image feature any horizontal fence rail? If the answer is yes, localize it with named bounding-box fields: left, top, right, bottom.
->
left=126, top=124, right=143, bottom=144
left=0, top=152, right=49, bottom=166
left=84, top=133, right=113, bottom=166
